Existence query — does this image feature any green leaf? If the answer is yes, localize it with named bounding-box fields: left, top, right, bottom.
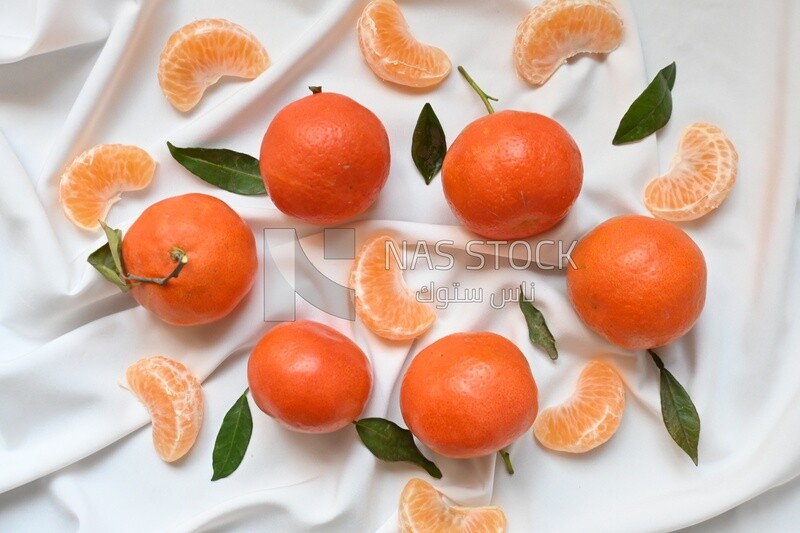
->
left=612, top=62, right=677, bottom=145
left=100, top=220, right=124, bottom=273
left=211, top=388, right=254, bottom=481
left=354, top=418, right=442, bottom=479
left=87, top=222, right=129, bottom=292
left=518, top=284, right=558, bottom=360
left=649, top=350, right=700, bottom=465
left=167, top=142, right=266, bottom=196
left=411, top=103, right=446, bottom=185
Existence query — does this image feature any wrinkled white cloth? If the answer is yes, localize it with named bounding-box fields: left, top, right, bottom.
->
left=1, top=0, right=799, bottom=531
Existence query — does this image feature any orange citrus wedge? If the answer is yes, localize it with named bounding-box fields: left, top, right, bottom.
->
left=59, top=144, right=155, bottom=231
left=533, top=359, right=625, bottom=453
left=125, top=355, right=204, bottom=462
left=399, top=478, right=507, bottom=533
left=644, top=122, right=739, bottom=221
left=158, top=19, right=270, bottom=112
left=350, top=233, right=436, bottom=341
left=514, top=0, right=624, bottom=86
left=357, top=0, right=452, bottom=88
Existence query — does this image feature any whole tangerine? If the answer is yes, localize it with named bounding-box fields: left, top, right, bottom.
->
left=121, top=193, right=257, bottom=326
left=400, top=331, right=538, bottom=458
left=566, top=214, right=707, bottom=350
left=441, top=110, right=583, bottom=239
left=247, top=321, right=373, bottom=433
left=259, top=88, right=391, bottom=226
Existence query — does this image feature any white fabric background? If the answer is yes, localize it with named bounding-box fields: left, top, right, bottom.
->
left=1, top=0, right=799, bottom=531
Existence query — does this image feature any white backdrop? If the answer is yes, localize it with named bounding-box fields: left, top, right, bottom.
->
left=1, top=0, right=799, bottom=531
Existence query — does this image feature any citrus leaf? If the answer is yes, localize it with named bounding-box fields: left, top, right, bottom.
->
left=649, top=350, right=700, bottom=465
left=518, top=284, right=557, bottom=360
left=87, top=223, right=129, bottom=292
left=99, top=220, right=124, bottom=274
left=411, top=103, right=446, bottom=185
left=167, top=142, right=266, bottom=196
left=355, top=418, right=442, bottom=479
left=613, top=62, right=677, bottom=145
left=211, top=388, right=253, bottom=481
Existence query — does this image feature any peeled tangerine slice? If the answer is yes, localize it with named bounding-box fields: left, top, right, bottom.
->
left=357, top=0, right=452, bottom=88
left=125, top=355, right=204, bottom=462
left=399, top=478, right=507, bottom=533
left=59, top=144, right=155, bottom=231
left=644, top=122, right=739, bottom=221
left=350, top=233, right=436, bottom=341
left=533, top=359, right=625, bottom=453
left=514, top=0, right=624, bottom=86
left=158, top=19, right=270, bottom=112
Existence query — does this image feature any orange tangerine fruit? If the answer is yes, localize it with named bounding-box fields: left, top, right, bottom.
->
left=566, top=215, right=706, bottom=350
left=399, top=478, right=507, bottom=533
left=400, top=332, right=538, bottom=458
left=121, top=193, right=258, bottom=327
left=158, top=19, right=270, bottom=112
left=442, top=110, right=583, bottom=239
left=59, top=144, right=155, bottom=231
left=533, top=359, right=625, bottom=453
left=125, top=355, right=204, bottom=462
left=357, top=0, right=452, bottom=88
left=259, top=89, right=390, bottom=225
left=350, top=233, right=436, bottom=341
left=644, top=122, right=739, bottom=221
left=247, top=321, right=373, bottom=433
left=514, top=0, right=624, bottom=86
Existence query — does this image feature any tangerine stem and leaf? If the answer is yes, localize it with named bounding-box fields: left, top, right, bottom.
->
left=649, top=350, right=700, bottom=465
left=89, top=224, right=190, bottom=291
left=354, top=418, right=442, bottom=479
left=518, top=284, right=558, bottom=360
left=124, top=247, right=189, bottom=286
left=167, top=142, right=266, bottom=196
left=87, top=221, right=129, bottom=292
left=457, top=66, right=498, bottom=114
left=309, top=85, right=322, bottom=94
left=211, top=388, right=254, bottom=481
left=498, top=449, right=514, bottom=475
left=613, top=62, right=677, bottom=145
left=411, top=103, right=447, bottom=184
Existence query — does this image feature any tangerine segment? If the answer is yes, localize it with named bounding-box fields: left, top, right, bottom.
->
left=350, top=233, right=436, bottom=341
left=399, top=478, right=507, bottom=533
left=644, top=122, right=739, bottom=221
left=533, top=359, right=625, bottom=453
left=514, top=0, right=624, bottom=86
left=158, top=19, right=270, bottom=112
left=125, top=355, right=204, bottom=462
left=59, top=144, right=155, bottom=231
left=357, top=0, right=452, bottom=88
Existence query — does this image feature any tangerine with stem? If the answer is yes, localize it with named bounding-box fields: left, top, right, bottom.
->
left=121, top=193, right=257, bottom=326
left=441, top=67, right=583, bottom=239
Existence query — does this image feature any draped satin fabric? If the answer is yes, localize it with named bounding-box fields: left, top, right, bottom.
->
left=1, top=0, right=799, bottom=531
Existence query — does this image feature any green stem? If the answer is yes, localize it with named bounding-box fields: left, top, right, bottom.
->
left=457, top=66, right=498, bottom=114
left=498, top=449, right=514, bottom=475
left=125, top=247, right=188, bottom=286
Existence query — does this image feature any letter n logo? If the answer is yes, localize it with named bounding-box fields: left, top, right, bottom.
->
left=263, top=228, right=355, bottom=322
